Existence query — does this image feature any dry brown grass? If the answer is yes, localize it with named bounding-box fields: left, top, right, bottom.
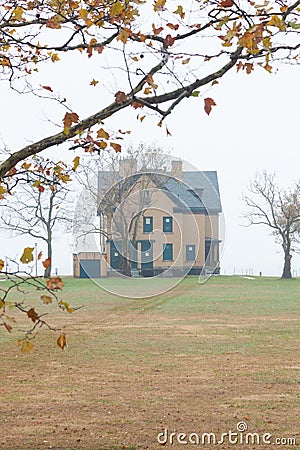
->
left=0, top=276, right=299, bottom=450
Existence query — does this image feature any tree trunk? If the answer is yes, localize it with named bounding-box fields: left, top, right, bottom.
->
left=120, top=255, right=131, bottom=277
left=281, top=251, right=292, bottom=279
left=44, top=232, right=52, bottom=278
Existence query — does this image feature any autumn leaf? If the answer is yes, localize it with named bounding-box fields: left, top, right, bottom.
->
left=115, top=91, right=127, bottom=103
left=63, top=112, right=79, bottom=135
left=27, top=308, right=39, bottom=323
left=0, top=259, right=4, bottom=271
left=41, top=85, right=53, bottom=92
left=153, top=0, right=166, bottom=12
left=73, top=156, right=80, bottom=171
left=59, top=300, right=74, bottom=313
left=42, top=258, right=51, bottom=269
left=4, top=323, right=12, bottom=333
left=219, top=0, right=234, bottom=7
left=38, top=251, right=43, bottom=260
left=41, top=295, right=52, bottom=305
left=111, top=142, right=122, bottom=153
left=167, top=23, right=179, bottom=31
left=131, top=101, right=144, bottom=109
left=46, top=276, right=64, bottom=290
left=20, top=247, right=34, bottom=264
left=18, top=339, right=34, bottom=353
left=90, top=79, right=99, bottom=86
left=0, top=299, right=4, bottom=309
left=182, top=58, right=190, bottom=65
left=57, top=332, right=67, bottom=350
left=173, top=5, right=185, bottom=19
left=204, top=97, right=217, bottom=115
left=97, top=128, right=110, bottom=139
left=152, top=24, right=164, bottom=35
left=164, top=34, right=176, bottom=47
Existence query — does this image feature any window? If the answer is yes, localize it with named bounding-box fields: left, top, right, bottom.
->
left=141, top=190, right=150, bottom=206
left=143, top=216, right=153, bottom=233
left=163, top=243, right=173, bottom=261
left=163, top=216, right=173, bottom=233
left=186, top=244, right=196, bottom=261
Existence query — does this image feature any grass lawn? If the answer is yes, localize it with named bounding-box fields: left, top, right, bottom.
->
left=0, top=275, right=299, bottom=449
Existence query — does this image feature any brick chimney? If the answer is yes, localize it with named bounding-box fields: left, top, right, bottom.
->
left=171, top=160, right=183, bottom=180
left=119, top=158, right=137, bottom=178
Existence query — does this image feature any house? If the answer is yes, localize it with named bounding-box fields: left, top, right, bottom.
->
left=73, top=159, right=222, bottom=278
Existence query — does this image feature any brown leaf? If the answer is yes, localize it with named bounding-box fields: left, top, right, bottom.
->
left=4, top=323, right=12, bottom=333
left=20, top=247, right=34, bottom=264
left=219, top=0, right=234, bottom=7
left=46, top=276, right=64, bottom=290
left=110, top=142, right=122, bottom=153
left=42, top=258, right=51, bottom=269
left=63, top=112, right=79, bottom=134
left=204, top=97, right=217, bottom=115
left=41, top=85, right=53, bottom=92
left=115, top=91, right=127, bottom=103
left=27, top=308, right=39, bottom=323
left=0, top=259, right=4, bottom=271
left=37, top=251, right=43, bottom=260
left=97, top=128, right=110, bottom=139
left=57, top=332, right=67, bottom=350
left=164, top=34, right=175, bottom=47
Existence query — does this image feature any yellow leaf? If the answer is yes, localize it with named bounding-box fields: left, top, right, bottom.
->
left=51, top=53, right=60, bottom=62
left=117, top=28, right=132, bottom=44
left=110, top=0, right=123, bottom=16
left=90, top=79, right=98, bottom=86
left=20, top=247, right=34, bottom=264
left=57, top=332, right=67, bottom=350
left=267, top=15, right=286, bottom=31
left=41, top=295, right=52, bottom=305
left=182, top=58, right=190, bottom=64
left=12, top=6, right=23, bottom=21
left=0, top=299, right=4, bottom=309
left=173, top=5, right=185, bottom=19
left=78, top=8, right=88, bottom=20
left=73, top=156, right=80, bottom=171
left=18, top=339, right=35, bottom=353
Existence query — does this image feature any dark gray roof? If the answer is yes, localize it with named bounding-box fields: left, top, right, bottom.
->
left=97, top=169, right=221, bottom=214
left=182, top=171, right=222, bottom=213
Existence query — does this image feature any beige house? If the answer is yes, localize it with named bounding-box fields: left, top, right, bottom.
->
left=73, top=159, right=222, bottom=278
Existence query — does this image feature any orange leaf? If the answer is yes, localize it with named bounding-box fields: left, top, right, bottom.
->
left=152, top=24, right=164, bottom=35
left=27, top=308, right=39, bottom=323
left=46, top=276, right=64, bottom=290
left=37, top=251, right=43, bottom=260
left=0, top=259, right=4, bottom=271
left=90, top=79, right=98, bottom=86
left=57, top=332, right=67, bottom=350
left=204, top=97, right=217, bottom=115
left=42, top=258, right=51, bottom=269
left=131, top=101, right=144, bottom=109
left=20, top=247, right=34, bottom=264
left=110, top=142, right=122, bottom=153
left=167, top=23, right=179, bottom=30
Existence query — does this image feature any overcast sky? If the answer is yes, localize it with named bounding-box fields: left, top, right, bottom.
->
left=1, top=54, right=300, bottom=278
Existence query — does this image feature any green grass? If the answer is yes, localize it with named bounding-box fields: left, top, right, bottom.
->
left=0, top=275, right=299, bottom=450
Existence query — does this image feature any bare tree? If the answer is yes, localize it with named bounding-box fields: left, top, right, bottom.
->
left=244, top=172, right=300, bottom=278
left=0, top=158, right=73, bottom=277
